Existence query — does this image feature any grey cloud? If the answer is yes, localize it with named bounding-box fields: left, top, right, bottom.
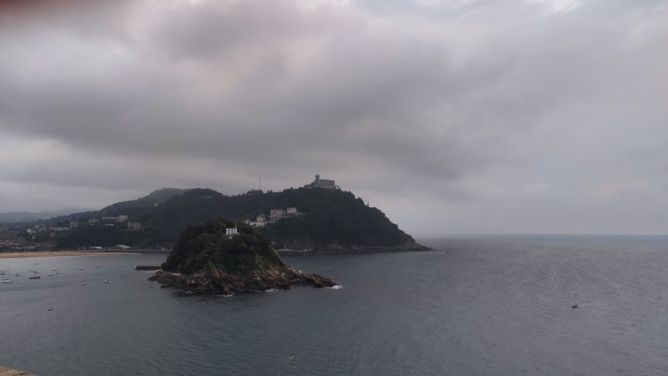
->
left=0, top=0, right=481, bottom=179
left=0, top=0, right=667, bottom=235
left=153, top=0, right=360, bottom=60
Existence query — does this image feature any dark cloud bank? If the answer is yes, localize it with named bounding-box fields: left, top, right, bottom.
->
left=0, top=0, right=666, bottom=235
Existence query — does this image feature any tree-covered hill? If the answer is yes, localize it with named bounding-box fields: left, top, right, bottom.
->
left=51, top=187, right=426, bottom=253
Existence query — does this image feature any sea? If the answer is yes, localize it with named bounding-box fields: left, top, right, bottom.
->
left=2, top=235, right=668, bottom=375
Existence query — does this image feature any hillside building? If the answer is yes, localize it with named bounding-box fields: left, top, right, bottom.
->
left=244, top=214, right=267, bottom=228
left=270, top=209, right=285, bottom=221
left=102, top=215, right=129, bottom=223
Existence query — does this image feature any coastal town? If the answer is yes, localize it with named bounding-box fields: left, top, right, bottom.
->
left=0, top=215, right=143, bottom=253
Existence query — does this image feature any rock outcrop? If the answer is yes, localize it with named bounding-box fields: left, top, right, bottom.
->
left=149, top=219, right=336, bottom=295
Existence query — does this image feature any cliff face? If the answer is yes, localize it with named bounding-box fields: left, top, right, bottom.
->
left=150, top=219, right=336, bottom=295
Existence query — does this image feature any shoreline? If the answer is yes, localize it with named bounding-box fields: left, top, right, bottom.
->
left=277, top=243, right=432, bottom=256
left=0, top=365, right=32, bottom=375
left=0, top=251, right=134, bottom=259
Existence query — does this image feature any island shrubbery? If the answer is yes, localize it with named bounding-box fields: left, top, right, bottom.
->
left=151, top=219, right=336, bottom=295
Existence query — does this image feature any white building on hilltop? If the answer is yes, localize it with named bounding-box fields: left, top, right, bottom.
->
left=225, top=227, right=238, bottom=237
left=304, top=174, right=338, bottom=190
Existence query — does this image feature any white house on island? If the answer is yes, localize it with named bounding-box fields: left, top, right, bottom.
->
left=225, top=227, right=239, bottom=237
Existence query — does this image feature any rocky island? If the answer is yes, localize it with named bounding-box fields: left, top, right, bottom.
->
left=149, top=219, right=337, bottom=295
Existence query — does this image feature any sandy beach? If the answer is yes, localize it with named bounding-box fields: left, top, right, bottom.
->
left=0, top=251, right=131, bottom=259
left=0, top=365, right=32, bottom=375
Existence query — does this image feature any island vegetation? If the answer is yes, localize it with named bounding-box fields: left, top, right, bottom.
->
left=150, top=219, right=336, bottom=295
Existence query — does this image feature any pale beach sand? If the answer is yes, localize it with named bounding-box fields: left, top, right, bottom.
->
left=0, top=365, right=32, bottom=376
left=0, top=251, right=131, bottom=259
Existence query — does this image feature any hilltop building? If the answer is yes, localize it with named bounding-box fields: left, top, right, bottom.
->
left=304, top=175, right=338, bottom=190
left=128, top=222, right=142, bottom=231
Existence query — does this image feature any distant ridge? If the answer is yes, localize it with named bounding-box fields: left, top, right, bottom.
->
left=98, top=188, right=188, bottom=216
left=0, top=208, right=84, bottom=224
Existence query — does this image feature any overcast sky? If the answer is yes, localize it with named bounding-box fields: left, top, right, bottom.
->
left=0, top=0, right=666, bottom=235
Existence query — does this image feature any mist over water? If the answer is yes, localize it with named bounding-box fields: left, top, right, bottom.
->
left=2, top=236, right=668, bottom=375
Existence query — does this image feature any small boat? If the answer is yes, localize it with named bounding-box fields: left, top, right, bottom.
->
left=1, top=279, right=11, bottom=284
left=29, top=263, right=40, bottom=279
left=81, top=282, right=87, bottom=286
left=104, top=280, right=109, bottom=284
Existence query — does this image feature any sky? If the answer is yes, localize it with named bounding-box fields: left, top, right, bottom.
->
left=0, top=0, right=667, bottom=235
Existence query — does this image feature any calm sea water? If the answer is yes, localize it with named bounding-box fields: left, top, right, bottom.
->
left=2, top=235, right=668, bottom=375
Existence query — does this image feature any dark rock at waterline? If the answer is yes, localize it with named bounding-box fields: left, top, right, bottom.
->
left=149, top=219, right=337, bottom=295
left=150, top=268, right=336, bottom=295
left=135, top=265, right=161, bottom=271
